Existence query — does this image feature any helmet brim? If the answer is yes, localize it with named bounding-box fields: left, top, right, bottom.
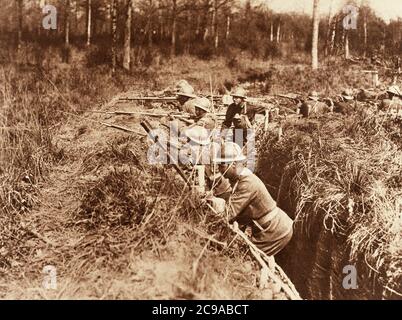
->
left=231, top=94, right=247, bottom=99
left=194, top=105, right=209, bottom=112
left=177, top=93, right=196, bottom=99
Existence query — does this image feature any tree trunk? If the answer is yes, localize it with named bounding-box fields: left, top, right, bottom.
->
left=17, top=0, right=23, bottom=50
left=171, top=0, right=177, bottom=56
left=312, top=0, right=320, bottom=70
left=63, top=0, right=71, bottom=63
left=276, top=22, right=280, bottom=43
left=196, top=15, right=200, bottom=36
left=86, top=0, right=92, bottom=46
left=324, top=0, right=333, bottom=57
left=329, top=16, right=337, bottom=55
left=65, top=1, right=70, bottom=45
left=123, top=0, right=132, bottom=71
left=213, top=0, right=218, bottom=49
left=270, top=21, right=273, bottom=42
left=345, top=31, right=350, bottom=59
left=111, top=0, right=117, bottom=74
left=147, top=0, right=153, bottom=47
left=225, top=15, right=230, bottom=40
left=363, top=14, right=367, bottom=57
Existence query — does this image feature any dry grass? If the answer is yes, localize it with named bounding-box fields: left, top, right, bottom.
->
left=0, top=45, right=286, bottom=299
left=257, top=108, right=402, bottom=299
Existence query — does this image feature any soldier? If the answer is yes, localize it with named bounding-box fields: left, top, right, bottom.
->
left=380, top=85, right=402, bottom=116
left=189, top=97, right=217, bottom=130
left=153, top=79, right=190, bottom=96
left=179, top=126, right=231, bottom=201
left=221, top=87, right=265, bottom=146
left=333, top=89, right=356, bottom=115
left=213, top=142, right=294, bottom=257
left=299, top=91, right=332, bottom=118
left=176, top=84, right=198, bottom=116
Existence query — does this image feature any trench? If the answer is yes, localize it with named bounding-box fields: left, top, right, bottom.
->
left=238, top=73, right=391, bottom=300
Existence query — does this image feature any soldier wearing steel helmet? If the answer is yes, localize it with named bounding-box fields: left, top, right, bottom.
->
left=332, top=89, right=356, bottom=115
left=212, top=142, right=294, bottom=257
left=176, top=84, right=198, bottom=116
left=221, top=87, right=265, bottom=146
left=179, top=126, right=231, bottom=201
left=380, top=85, right=402, bottom=116
left=298, top=91, right=332, bottom=118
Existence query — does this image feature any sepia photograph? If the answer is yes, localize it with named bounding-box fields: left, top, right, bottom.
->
left=0, top=0, right=401, bottom=303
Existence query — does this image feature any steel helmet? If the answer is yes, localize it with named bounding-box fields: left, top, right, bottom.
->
left=341, top=89, right=354, bottom=100
left=177, top=84, right=196, bottom=99
left=231, top=87, right=247, bottom=99
left=194, top=97, right=211, bottom=112
left=387, top=85, right=401, bottom=96
left=212, top=142, right=247, bottom=163
left=174, top=80, right=190, bottom=93
left=184, top=125, right=211, bottom=145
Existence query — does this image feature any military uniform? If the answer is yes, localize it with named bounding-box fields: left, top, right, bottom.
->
left=181, top=98, right=198, bottom=116
left=228, top=167, right=294, bottom=256
left=299, top=100, right=331, bottom=118
left=222, top=102, right=264, bottom=146
left=380, top=98, right=402, bottom=116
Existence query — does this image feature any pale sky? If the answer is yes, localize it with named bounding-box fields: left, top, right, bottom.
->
left=260, top=0, right=402, bottom=22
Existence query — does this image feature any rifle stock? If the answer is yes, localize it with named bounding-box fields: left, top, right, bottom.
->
left=140, top=120, right=192, bottom=188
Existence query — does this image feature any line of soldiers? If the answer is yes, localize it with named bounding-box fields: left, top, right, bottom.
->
left=295, top=85, right=402, bottom=118
left=153, top=81, right=294, bottom=262
left=151, top=79, right=401, bottom=264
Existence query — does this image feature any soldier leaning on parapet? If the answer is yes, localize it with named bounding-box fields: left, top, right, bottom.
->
left=176, top=84, right=198, bottom=116
left=178, top=125, right=231, bottom=202
left=298, top=91, right=332, bottom=118
left=212, top=142, right=294, bottom=261
left=169, top=96, right=217, bottom=138
left=221, top=87, right=265, bottom=146
left=332, top=89, right=356, bottom=115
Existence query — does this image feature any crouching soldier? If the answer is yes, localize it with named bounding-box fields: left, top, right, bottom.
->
left=299, top=91, right=332, bottom=118
left=213, top=142, right=294, bottom=257
left=178, top=126, right=231, bottom=201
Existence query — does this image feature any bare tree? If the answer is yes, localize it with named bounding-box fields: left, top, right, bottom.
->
left=171, top=0, right=177, bottom=56
left=17, top=0, right=23, bottom=50
left=123, top=0, right=132, bottom=71
left=311, top=0, right=320, bottom=69
left=345, top=31, right=350, bottom=59
left=111, top=0, right=117, bottom=74
left=86, top=0, right=92, bottom=46
left=63, top=0, right=71, bottom=63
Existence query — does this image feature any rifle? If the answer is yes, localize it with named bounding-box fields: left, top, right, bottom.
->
left=89, top=110, right=192, bottom=119
left=118, top=96, right=177, bottom=102
left=100, top=122, right=146, bottom=136
left=140, top=120, right=192, bottom=188
left=118, top=94, right=223, bottom=103
left=275, top=93, right=304, bottom=102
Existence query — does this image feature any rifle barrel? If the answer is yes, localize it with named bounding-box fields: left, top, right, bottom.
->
left=119, top=96, right=177, bottom=101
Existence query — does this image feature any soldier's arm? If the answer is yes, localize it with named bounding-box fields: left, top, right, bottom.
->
left=222, top=105, right=236, bottom=129
left=228, top=184, right=254, bottom=225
